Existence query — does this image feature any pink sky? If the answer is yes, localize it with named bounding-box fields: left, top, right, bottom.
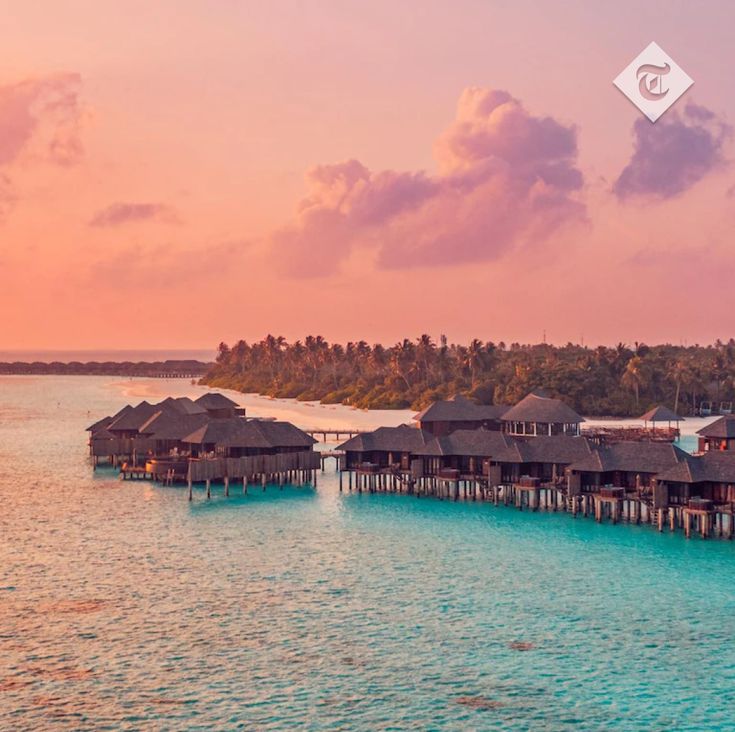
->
left=1, top=0, right=734, bottom=350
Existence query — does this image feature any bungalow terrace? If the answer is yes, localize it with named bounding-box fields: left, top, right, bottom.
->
left=501, top=391, right=584, bottom=437
left=413, top=395, right=508, bottom=436
left=697, top=415, right=735, bottom=452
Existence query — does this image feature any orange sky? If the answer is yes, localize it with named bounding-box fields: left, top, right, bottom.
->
left=1, top=0, right=734, bottom=350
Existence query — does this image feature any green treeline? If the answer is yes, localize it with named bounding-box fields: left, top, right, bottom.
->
left=202, top=335, right=735, bottom=416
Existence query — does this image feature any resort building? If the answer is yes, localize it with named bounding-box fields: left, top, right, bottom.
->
left=696, top=415, right=735, bottom=452
left=500, top=391, right=584, bottom=437
left=657, top=451, right=735, bottom=506
left=87, top=395, right=319, bottom=494
left=194, top=392, right=245, bottom=418
left=566, top=442, right=689, bottom=496
left=413, top=429, right=515, bottom=480
left=413, top=395, right=508, bottom=436
left=339, top=425, right=434, bottom=472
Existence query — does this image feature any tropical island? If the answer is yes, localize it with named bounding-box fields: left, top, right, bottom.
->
left=203, top=335, right=735, bottom=416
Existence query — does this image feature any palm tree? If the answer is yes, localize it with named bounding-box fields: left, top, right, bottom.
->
left=621, top=356, right=646, bottom=409
left=667, top=358, right=688, bottom=414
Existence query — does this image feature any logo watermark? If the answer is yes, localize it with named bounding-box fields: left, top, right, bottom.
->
left=613, top=42, right=693, bottom=122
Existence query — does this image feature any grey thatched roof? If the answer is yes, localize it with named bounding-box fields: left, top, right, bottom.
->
left=107, top=401, right=159, bottom=433
left=569, top=442, right=688, bottom=475
left=501, top=393, right=584, bottom=425
left=413, top=394, right=508, bottom=423
left=157, top=396, right=207, bottom=416
left=195, top=392, right=240, bottom=410
left=416, top=429, right=516, bottom=457
left=86, top=415, right=114, bottom=433
left=181, top=417, right=315, bottom=449
left=137, top=410, right=211, bottom=440
left=338, top=425, right=433, bottom=453
left=696, top=415, right=735, bottom=439
left=249, top=419, right=317, bottom=448
left=494, top=435, right=593, bottom=465
left=639, top=405, right=683, bottom=423
left=657, top=451, right=735, bottom=485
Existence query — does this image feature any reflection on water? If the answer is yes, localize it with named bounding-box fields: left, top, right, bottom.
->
left=0, top=376, right=734, bottom=730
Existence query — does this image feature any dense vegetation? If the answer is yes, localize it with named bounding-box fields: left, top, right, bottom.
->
left=203, top=336, right=735, bottom=416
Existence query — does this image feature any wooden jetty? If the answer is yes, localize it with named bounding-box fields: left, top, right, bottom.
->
left=305, top=428, right=369, bottom=442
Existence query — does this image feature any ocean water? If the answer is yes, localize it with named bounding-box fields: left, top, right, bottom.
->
left=1, top=376, right=734, bottom=731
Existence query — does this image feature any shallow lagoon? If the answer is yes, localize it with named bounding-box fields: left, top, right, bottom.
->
left=1, top=376, right=733, bottom=730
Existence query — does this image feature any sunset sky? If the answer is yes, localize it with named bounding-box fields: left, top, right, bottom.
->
left=1, top=0, right=734, bottom=350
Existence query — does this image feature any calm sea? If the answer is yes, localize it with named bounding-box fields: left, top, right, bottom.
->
left=1, top=376, right=734, bottom=730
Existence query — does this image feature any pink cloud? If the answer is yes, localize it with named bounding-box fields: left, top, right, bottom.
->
left=270, top=87, right=585, bottom=275
left=86, top=239, right=251, bottom=288
left=89, top=202, right=180, bottom=227
left=613, top=102, right=730, bottom=201
left=0, top=73, right=84, bottom=221
left=0, top=73, right=84, bottom=167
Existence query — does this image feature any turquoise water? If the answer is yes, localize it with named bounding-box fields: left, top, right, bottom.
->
left=1, top=377, right=735, bottom=730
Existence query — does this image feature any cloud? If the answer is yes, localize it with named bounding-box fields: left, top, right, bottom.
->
left=86, top=239, right=251, bottom=288
left=613, top=102, right=730, bottom=201
left=0, top=73, right=84, bottom=168
left=0, top=73, right=84, bottom=221
left=89, top=202, right=180, bottom=227
left=270, top=87, right=585, bottom=275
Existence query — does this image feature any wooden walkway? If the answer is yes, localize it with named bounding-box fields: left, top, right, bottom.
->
left=306, top=429, right=369, bottom=442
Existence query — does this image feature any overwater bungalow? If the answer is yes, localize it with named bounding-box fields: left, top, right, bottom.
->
left=655, top=452, right=735, bottom=538
left=565, top=442, right=689, bottom=521
left=567, top=441, right=688, bottom=494
left=414, top=429, right=516, bottom=480
left=500, top=391, right=584, bottom=437
left=697, top=415, right=735, bottom=452
left=338, top=425, right=434, bottom=472
left=657, top=451, right=735, bottom=505
left=194, top=392, right=244, bottom=418
left=137, top=409, right=210, bottom=455
left=490, top=434, right=594, bottom=486
left=413, top=395, right=508, bottom=436
left=181, top=418, right=315, bottom=459
left=87, top=395, right=319, bottom=497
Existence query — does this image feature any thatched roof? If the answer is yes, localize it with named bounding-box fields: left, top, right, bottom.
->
left=569, top=442, right=688, bottom=475
left=249, top=419, right=317, bottom=448
left=195, top=392, right=240, bottom=410
left=157, top=396, right=207, bottom=416
left=416, top=430, right=516, bottom=457
left=494, top=435, right=593, bottom=464
left=181, top=417, right=315, bottom=449
left=501, top=392, right=584, bottom=425
left=338, top=425, right=433, bottom=453
left=639, top=405, right=683, bottom=422
left=87, top=405, right=133, bottom=432
left=137, top=411, right=210, bottom=440
left=86, top=415, right=114, bottom=433
left=182, top=418, right=261, bottom=447
left=413, top=394, right=508, bottom=423
left=696, top=415, right=735, bottom=439
left=657, top=451, right=735, bottom=485
left=107, top=401, right=159, bottom=433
